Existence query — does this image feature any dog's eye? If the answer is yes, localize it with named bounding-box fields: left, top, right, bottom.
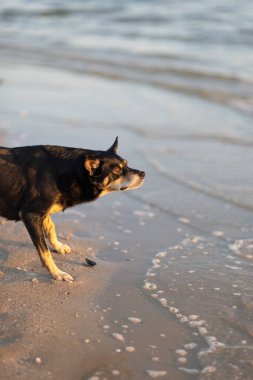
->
left=113, top=167, right=122, bottom=175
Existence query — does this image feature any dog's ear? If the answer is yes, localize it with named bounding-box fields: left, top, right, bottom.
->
left=84, top=156, right=100, bottom=176
left=107, top=136, right=118, bottom=154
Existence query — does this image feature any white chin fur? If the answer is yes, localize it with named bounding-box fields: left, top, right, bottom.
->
left=120, top=176, right=144, bottom=191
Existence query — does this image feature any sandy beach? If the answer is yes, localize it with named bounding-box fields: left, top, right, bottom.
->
left=1, top=1, right=253, bottom=378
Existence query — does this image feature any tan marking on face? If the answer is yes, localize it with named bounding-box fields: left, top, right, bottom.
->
left=98, top=177, right=125, bottom=196
left=102, top=176, right=109, bottom=187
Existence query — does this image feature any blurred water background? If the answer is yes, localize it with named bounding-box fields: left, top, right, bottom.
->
left=0, top=0, right=253, bottom=113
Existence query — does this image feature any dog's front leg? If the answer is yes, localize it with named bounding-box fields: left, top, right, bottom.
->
left=43, top=215, right=71, bottom=255
left=21, top=211, right=73, bottom=282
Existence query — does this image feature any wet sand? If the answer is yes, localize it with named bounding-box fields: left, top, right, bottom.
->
left=1, top=60, right=253, bottom=380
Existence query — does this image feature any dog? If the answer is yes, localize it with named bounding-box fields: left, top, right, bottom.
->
left=0, top=137, right=145, bottom=281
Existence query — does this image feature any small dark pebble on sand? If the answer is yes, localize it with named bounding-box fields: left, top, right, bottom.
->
left=84, top=258, right=96, bottom=267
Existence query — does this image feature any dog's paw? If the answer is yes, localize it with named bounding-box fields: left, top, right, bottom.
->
left=53, top=242, right=71, bottom=255
left=52, top=270, right=73, bottom=282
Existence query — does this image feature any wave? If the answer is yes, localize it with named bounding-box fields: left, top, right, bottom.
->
left=0, top=41, right=252, bottom=115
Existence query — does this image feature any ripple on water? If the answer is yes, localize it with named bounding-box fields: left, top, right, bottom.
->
left=146, top=370, right=167, bottom=378
left=230, top=239, right=253, bottom=259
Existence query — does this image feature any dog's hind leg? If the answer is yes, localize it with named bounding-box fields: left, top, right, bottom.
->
left=43, top=215, right=71, bottom=255
left=21, top=211, right=73, bottom=282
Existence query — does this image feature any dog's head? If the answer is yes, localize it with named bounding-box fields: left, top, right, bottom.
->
left=84, top=137, right=145, bottom=196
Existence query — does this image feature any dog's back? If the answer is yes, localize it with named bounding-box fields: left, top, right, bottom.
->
left=0, top=145, right=85, bottom=221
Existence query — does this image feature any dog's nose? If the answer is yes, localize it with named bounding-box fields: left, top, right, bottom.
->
left=139, top=171, right=145, bottom=179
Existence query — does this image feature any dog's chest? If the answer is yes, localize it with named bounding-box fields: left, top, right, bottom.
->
left=48, top=203, right=63, bottom=214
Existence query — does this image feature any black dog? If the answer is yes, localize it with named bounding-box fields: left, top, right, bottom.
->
left=0, top=137, right=145, bottom=281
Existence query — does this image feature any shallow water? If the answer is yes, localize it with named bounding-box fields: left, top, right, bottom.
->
left=1, top=1, right=253, bottom=378
left=143, top=234, right=253, bottom=379
left=0, top=0, right=253, bottom=113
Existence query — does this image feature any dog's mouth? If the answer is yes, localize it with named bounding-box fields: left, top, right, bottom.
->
left=119, top=172, right=145, bottom=192
left=96, top=170, right=145, bottom=194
